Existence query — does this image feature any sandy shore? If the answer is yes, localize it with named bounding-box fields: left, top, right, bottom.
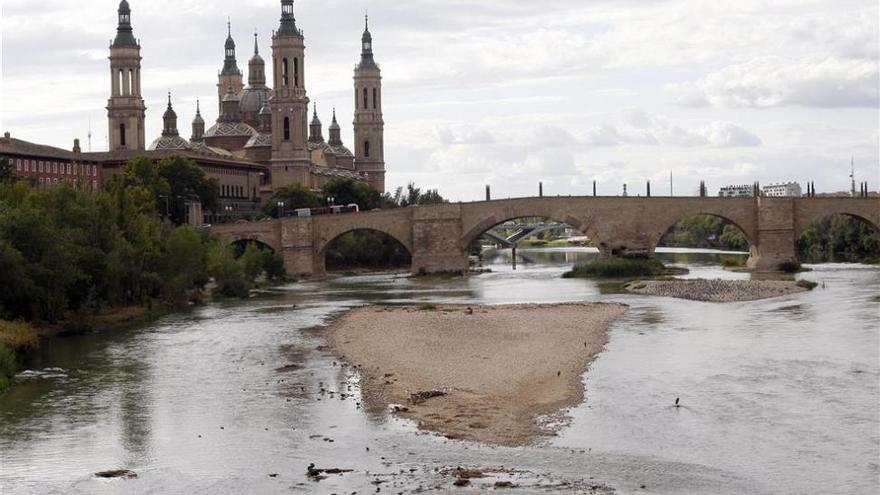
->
left=626, top=279, right=810, bottom=302
left=322, top=303, right=627, bottom=446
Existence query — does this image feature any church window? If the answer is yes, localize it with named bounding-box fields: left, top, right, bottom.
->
left=120, top=123, right=126, bottom=146
left=294, top=58, right=299, bottom=87
left=129, top=69, right=135, bottom=95
left=282, top=58, right=289, bottom=86
left=283, top=117, right=291, bottom=141
left=373, top=88, right=377, bottom=109
left=364, top=140, right=371, bottom=158
left=363, top=88, right=368, bottom=110
left=118, top=70, right=124, bottom=95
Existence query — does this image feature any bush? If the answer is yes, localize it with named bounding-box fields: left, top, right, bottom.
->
left=563, top=257, right=682, bottom=279
left=0, top=344, right=16, bottom=392
left=0, top=320, right=39, bottom=353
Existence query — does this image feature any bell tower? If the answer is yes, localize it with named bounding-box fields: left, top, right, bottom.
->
left=269, top=0, right=311, bottom=190
left=107, top=0, right=146, bottom=151
left=353, top=15, right=385, bottom=192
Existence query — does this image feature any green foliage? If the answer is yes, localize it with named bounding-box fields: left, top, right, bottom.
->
left=0, top=157, right=284, bottom=323
left=660, top=214, right=749, bottom=251
left=0, top=157, right=16, bottom=183
left=389, top=182, right=448, bottom=207
left=797, top=215, right=880, bottom=263
left=0, top=344, right=16, bottom=392
left=265, top=183, right=322, bottom=217
left=107, top=155, right=219, bottom=225
left=0, top=320, right=39, bottom=353
left=325, top=230, right=411, bottom=271
left=322, top=178, right=383, bottom=211
left=563, top=257, right=680, bottom=279
left=0, top=320, right=38, bottom=393
left=208, top=243, right=252, bottom=298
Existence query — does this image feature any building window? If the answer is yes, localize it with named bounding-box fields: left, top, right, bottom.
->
left=15, top=159, right=21, bottom=171
left=363, top=88, right=368, bottom=110
left=294, top=58, right=299, bottom=87
left=364, top=140, right=370, bottom=158
left=120, top=123, right=126, bottom=147
left=118, top=70, right=124, bottom=95
left=283, top=117, right=290, bottom=141
left=373, top=88, right=377, bottom=109
left=282, top=58, right=289, bottom=87
left=67, top=163, right=72, bottom=175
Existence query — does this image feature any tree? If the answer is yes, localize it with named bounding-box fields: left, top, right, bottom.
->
left=157, top=156, right=219, bottom=224
left=388, top=182, right=447, bottom=207
left=322, top=178, right=382, bottom=210
left=265, top=183, right=322, bottom=217
left=0, top=158, right=16, bottom=183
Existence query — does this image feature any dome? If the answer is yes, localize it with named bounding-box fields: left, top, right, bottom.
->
left=239, top=87, right=273, bottom=114
left=204, top=121, right=257, bottom=138
left=222, top=89, right=241, bottom=103
left=149, top=135, right=189, bottom=151
left=245, top=133, right=272, bottom=149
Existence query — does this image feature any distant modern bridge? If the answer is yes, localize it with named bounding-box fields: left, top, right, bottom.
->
left=210, top=196, right=880, bottom=277
left=482, top=221, right=569, bottom=248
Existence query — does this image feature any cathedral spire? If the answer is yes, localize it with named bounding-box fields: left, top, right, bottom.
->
left=113, top=0, right=137, bottom=47
left=254, top=30, right=259, bottom=55
left=309, top=103, right=324, bottom=143
left=358, top=12, right=377, bottom=70
left=278, top=0, right=302, bottom=37
left=162, top=91, right=179, bottom=137
left=192, top=99, right=205, bottom=142
left=328, top=107, right=342, bottom=146
left=221, top=18, right=242, bottom=76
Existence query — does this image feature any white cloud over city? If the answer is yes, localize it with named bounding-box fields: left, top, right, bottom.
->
left=1, top=0, right=877, bottom=200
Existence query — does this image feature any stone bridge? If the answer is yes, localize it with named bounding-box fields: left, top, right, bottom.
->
left=211, top=196, right=880, bottom=277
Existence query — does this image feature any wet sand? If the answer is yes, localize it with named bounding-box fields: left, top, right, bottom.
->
left=322, top=303, right=627, bottom=447
left=626, top=279, right=809, bottom=302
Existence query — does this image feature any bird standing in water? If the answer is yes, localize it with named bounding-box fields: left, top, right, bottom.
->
left=674, top=398, right=681, bottom=408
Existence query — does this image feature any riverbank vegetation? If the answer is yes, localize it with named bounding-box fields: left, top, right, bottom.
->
left=0, top=320, right=39, bottom=391
left=0, top=157, right=286, bottom=329
left=797, top=215, right=880, bottom=264
left=563, top=256, right=687, bottom=279
left=659, top=214, right=749, bottom=251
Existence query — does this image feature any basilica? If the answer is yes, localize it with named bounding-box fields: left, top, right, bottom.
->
left=109, top=0, right=386, bottom=195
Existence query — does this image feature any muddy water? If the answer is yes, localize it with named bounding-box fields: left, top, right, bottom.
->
left=1, top=249, right=877, bottom=494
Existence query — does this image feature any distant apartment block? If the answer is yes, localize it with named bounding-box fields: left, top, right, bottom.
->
left=763, top=182, right=802, bottom=197
left=718, top=184, right=753, bottom=198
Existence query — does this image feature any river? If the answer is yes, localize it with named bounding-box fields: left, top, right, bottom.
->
left=1, top=248, right=878, bottom=494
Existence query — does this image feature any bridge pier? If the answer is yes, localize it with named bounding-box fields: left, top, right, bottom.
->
left=746, top=198, right=797, bottom=271
left=412, top=204, right=470, bottom=275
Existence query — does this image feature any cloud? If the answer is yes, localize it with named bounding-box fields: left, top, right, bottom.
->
left=582, top=109, right=761, bottom=148
left=668, top=57, right=880, bottom=109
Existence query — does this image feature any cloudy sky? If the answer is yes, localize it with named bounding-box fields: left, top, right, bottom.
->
left=2, top=0, right=878, bottom=200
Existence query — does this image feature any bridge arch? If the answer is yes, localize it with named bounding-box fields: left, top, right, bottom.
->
left=316, top=227, right=413, bottom=273
left=460, top=203, right=594, bottom=250
left=651, top=212, right=755, bottom=253
left=230, top=238, right=277, bottom=257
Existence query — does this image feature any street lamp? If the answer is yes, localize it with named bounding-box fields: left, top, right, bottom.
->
left=277, top=201, right=286, bottom=218
left=326, top=196, right=335, bottom=206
